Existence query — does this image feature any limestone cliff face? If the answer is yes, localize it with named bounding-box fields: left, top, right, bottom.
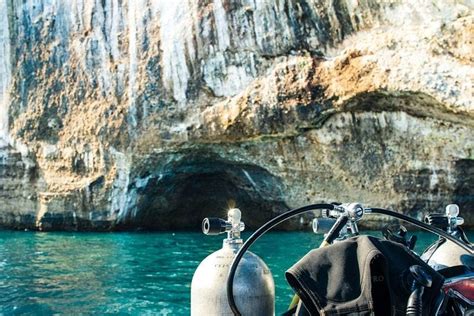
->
left=0, top=0, right=473, bottom=230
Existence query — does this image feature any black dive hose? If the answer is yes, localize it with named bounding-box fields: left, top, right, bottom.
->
left=226, top=203, right=334, bottom=316
left=370, top=208, right=473, bottom=254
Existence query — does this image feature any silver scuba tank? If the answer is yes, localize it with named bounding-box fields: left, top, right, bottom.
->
left=191, top=208, right=275, bottom=316
left=424, top=204, right=472, bottom=270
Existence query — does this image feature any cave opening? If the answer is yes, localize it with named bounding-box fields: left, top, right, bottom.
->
left=121, top=157, right=288, bottom=230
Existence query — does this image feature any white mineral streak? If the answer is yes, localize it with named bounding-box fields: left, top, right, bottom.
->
left=109, top=148, right=131, bottom=220
left=105, top=0, right=121, bottom=61
left=213, top=0, right=230, bottom=50
left=69, top=0, right=113, bottom=92
left=127, top=0, right=138, bottom=127
left=95, top=4, right=113, bottom=92
left=429, top=165, right=439, bottom=190
left=36, top=197, right=48, bottom=229
left=159, top=1, right=193, bottom=103
left=242, top=169, right=258, bottom=189
left=0, top=0, right=11, bottom=141
left=126, top=174, right=153, bottom=219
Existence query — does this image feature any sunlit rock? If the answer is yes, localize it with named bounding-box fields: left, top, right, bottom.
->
left=0, top=0, right=472, bottom=230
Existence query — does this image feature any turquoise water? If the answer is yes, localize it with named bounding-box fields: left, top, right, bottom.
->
left=0, top=230, right=468, bottom=315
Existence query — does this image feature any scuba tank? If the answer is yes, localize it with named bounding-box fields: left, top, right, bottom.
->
left=191, top=208, right=275, bottom=316
left=423, top=204, right=473, bottom=270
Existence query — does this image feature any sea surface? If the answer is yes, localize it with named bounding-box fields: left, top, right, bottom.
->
left=0, top=230, right=470, bottom=315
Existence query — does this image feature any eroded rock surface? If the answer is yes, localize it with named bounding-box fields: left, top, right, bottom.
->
left=0, top=0, right=472, bottom=230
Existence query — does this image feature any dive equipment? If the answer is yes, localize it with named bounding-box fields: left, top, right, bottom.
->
left=191, top=208, right=274, bottom=315
left=226, top=203, right=473, bottom=316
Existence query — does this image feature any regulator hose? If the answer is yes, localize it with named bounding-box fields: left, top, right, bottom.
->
left=370, top=208, right=473, bottom=254
left=226, top=203, right=335, bottom=316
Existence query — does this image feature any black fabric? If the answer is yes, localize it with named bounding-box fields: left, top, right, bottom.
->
left=285, top=236, right=444, bottom=316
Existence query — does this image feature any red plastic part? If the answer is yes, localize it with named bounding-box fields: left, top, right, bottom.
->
left=443, top=278, right=474, bottom=302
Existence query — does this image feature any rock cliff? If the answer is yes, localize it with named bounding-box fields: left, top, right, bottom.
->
left=0, top=0, right=473, bottom=230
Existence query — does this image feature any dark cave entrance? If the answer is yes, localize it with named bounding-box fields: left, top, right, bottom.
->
left=122, top=157, right=288, bottom=230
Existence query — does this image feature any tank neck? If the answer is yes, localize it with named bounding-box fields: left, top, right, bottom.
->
left=222, top=238, right=243, bottom=251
